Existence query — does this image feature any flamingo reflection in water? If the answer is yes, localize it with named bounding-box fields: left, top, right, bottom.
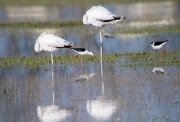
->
left=37, top=67, right=73, bottom=122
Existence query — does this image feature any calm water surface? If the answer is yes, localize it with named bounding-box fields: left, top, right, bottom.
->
left=0, top=64, right=180, bottom=122
left=0, top=28, right=179, bottom=57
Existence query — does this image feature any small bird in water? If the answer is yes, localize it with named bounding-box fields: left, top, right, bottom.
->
left=34, top=32, right=74, bottom=65
left=148, top=40, right=169, bottom=57
left=71, top=48, right=94, bottom=64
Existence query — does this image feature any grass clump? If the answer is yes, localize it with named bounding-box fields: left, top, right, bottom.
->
left=122, top=50, right=180, bottom=67
left=1, top=21, right=180, bottom=34
left=0, top=20, right=82, bottom=28
left=0, top=50, right=179, bottom=69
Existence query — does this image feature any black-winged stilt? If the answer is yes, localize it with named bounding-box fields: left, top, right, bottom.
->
left=71, top=48, right=94, bottom=64
left=148, top=40, right=169, bottom=57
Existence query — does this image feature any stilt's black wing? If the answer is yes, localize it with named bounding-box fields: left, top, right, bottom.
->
left=154, top=40, right=168, bottom=46
left=71, top=48, right=86, bottom=52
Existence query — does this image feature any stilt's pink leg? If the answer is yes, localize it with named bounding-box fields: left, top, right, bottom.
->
left=74, top=53, right=76, bottom=63
left=80, top=55, right=83, bottom=65
left=159, top=49, right=162, bottom=59
left=74, top=53, right=77, bottom=64
left=166, top=46, right=168, bottom=55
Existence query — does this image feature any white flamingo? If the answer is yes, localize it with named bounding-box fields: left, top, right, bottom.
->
left=83, top=5, right=126, bottom=30
left=34, top=32, right=74, bottom=65
left=83, top=6, right=126, bottom=63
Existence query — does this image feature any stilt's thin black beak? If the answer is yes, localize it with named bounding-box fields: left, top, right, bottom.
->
left=147, top=45, right=151, bottom=49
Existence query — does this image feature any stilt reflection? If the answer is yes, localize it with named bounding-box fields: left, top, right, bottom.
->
left=152, top=67, right=166, bottom=74
left=75, top=73, right=95, bottom=81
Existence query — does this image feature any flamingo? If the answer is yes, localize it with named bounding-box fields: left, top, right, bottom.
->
left=83, top=5, right=126, bottom=44
left=83, top=6, right=126, bottom=65
left=83, top=5, right=126, bottom=30
left=34, top=32, right=74, bottom=65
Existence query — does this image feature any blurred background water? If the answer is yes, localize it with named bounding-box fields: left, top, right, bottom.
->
left=0, top=1, right=180, bottom=57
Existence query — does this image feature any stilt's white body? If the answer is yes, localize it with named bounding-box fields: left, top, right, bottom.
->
left=34, top=32, right=74, bottom=65
left=83, top=6, right=126, bottom=28
left=71, top=48, right=94, bottom=56
left=151, top=42, right=167, bottom=50
left=74, top=50, right=94, bottom=56
left=71, top=48, right=94, bottom=64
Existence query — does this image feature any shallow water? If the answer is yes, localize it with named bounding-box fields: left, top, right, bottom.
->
left=0, top=28, right=180, bottom=57
left=0, top=1, right=180, bottom=122
left=0, top=1, right=179, bottom=22
left=0, top=64, right=180, bottom=122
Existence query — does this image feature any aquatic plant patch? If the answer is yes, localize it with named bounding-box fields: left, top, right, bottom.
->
left=0, top=50, right=179, bottom=69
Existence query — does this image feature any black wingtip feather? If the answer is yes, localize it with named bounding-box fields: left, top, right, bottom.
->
left=113, top=16, right=121, bottom=20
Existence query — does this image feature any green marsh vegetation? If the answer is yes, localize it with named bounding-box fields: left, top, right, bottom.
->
left=0, top=50, right=179, bottom=69
left=1, top=16, right=180, bottom=34
left=0, top=20, right=82, bottom=29
left=1, top=21, right=180, bottom=36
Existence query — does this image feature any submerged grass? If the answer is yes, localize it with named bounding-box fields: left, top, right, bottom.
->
left=111, top=25, right=180, bottom=34
left=0, top=50, right=179, bottom=69
left=123, top=50, right=180, bottom=67
left=0, top=20, right=82, bottom=28
left=1, top=20, right=180, bottom=34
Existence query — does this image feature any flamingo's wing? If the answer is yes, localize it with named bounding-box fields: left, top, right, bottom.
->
left=39, top=34, right=73, bottom=48
left=86, top=6, right=117, bottom=22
